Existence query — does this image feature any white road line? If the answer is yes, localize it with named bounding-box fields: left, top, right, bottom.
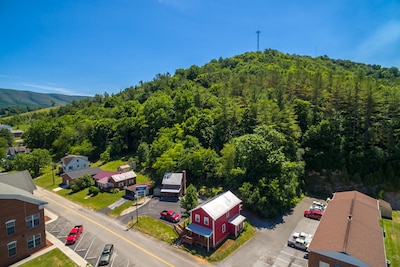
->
left=275, top=256, right=303, bottom=267
left=280, top=250, right=307, bottom=261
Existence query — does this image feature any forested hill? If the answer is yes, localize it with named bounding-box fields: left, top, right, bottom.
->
left=0, top=88, right=90, bottom=115
left=3, top=49, right=400, bottom=217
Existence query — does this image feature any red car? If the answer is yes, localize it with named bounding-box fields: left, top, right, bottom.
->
left=160, top=210, right=180, bottom=223
left=66, top=225, right=84, bottom=245
left=304, top=209, right=323, bottom=220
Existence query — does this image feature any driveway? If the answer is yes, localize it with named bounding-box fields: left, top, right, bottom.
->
left=118, top=196, right=185, bottom=225
left=217, top=197, right=322, bottom=267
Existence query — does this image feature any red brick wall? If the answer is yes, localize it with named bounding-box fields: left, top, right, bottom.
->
left=0, top=199, right=46, bottom=267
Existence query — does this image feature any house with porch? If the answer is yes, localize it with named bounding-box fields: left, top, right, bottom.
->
left=160, top=171, right=186, bottom=201
left=61, top=167, right=102, bottom=187
left=0, top=171, right=48, bottom=267
left=182, top=190, right=246, bottom=251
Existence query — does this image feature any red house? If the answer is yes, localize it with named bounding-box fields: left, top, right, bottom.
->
left=94, top=170, right=136, bottom=191
left=185, top=191, right=246, bottom=251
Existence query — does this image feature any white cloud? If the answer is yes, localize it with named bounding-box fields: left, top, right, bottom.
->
left=358, top=20, right=400, bottom=54
left=22, top=82, right=79, bottom=95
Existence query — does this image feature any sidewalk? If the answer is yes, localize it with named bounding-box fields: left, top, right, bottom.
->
left=10, top=210, right=88, bottom=267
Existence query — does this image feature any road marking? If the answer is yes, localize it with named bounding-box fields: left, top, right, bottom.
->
left=41, top=194, right=175, bottom=267
left=84, top=236, right=96, bottom=259
left=275, top=256, right=303, bottom=267
left=280, top=250, right=307, bottom=261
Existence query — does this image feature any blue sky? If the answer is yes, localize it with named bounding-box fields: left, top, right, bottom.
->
left=1, top=0, right=400, bottom=96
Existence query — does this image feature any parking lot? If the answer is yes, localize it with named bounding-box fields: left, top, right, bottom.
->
left=274, top=213, right=320, bottom=267
left=46, top=216, right=140, bottom=267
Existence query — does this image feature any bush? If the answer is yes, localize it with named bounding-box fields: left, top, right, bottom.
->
left=88, top=186, right=100, bottom=196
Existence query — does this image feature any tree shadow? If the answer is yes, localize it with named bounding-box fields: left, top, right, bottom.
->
left=242, top=209, right=292, bottom=230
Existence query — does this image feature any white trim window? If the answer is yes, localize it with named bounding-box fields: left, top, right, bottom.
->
left=226, top=211, right=230, bottom=218
left=204, top=216, right=209, bottom=225
left=195, top=214, right=200, bottom=223
left=28, top=234, right=42, bottom=250
left=7, top=241, right=17, bottom=258
left=26, top=214, right=40, bottom=229
left=6, top=220, right=16, bottom=236
left=222, top=223, right=226, bottom=233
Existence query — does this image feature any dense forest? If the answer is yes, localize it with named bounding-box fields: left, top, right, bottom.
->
left=2, top=49, right=400, bottom=217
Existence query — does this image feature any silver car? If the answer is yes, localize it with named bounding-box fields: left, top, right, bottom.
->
left=99, top=243, right=114, bottom=266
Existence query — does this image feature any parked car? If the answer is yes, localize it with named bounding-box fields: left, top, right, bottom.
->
left=66, top=225, right=83, bottom=245
left=304, top=209, right=323, bottom=220
left=99, top=243, right=114, bottom=266
left=160, top=209, right=180, bottom=222
left=310, top=201, right=326, bottom=211
left=287, top=232, right=312, bottom=251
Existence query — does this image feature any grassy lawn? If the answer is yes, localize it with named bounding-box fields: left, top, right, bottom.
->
left=33, top=159, right=152, bottom=211
left=128, top=215, right=178, bottom=244
left=127, top=216, right=255, bottom=262
left=383, top=210, right=400, bottom=266
left=19, top=248, right=78, bottom=267
left=57, top=187, right=125, bottom=210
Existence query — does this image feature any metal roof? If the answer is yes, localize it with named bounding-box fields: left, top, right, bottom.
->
left=186, top=223, right=213, bottom=237
left=110, top=171, right=136, bottom=182
left=229, top=214, right=246, bottom=226
left=160, top=188, right=181, bottom=193
left=193, top=191, right=242, bottom=220
left=161, top=172, right=183, bottom=186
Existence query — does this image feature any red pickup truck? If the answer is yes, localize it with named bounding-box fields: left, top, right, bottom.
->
left=304, top=209, right=323, bottom=220
left=66, top=225, right=84, bottom=245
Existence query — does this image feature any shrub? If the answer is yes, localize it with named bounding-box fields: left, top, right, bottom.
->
left=88, top=186, right=100, bottom=196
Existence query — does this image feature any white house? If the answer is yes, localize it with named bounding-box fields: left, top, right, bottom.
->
left=60, top=155, right=90, bottom=173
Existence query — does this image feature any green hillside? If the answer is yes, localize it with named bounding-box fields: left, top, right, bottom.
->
left=2, top=50, right=400, bottom=217
left=0, top=88, right=90, bottom=110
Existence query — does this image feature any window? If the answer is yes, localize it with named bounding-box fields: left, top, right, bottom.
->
left=26, top=214, right=40, bottom=229
left=226, top=211, right=230, bottom=218
left=118, top=182, right=124, bottom=188
left=68, top=166, right=73, bottom=170
left=6, top=220, right=16, bottom=236
left=7, top=241, right=17, bottom=258
left=222, top=223, right=226, bottom=233
left=77, top=165, right=79, bottom=168
left=204, top=217, right=209, bottom=225
left=195, top=214, right=200, bottom=223
left=319, top=262, right=330, bottom=267
left=28, top=234, right=41, bottom=250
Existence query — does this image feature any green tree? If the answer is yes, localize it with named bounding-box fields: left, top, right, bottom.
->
left=13, top=148, right=51, bottom=177
left=180, top=184, right=198, bottom=217
left=0, top=128, right=14, bottom=147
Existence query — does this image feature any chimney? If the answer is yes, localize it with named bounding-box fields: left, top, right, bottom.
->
left=182, top=170, right=187, bottom=195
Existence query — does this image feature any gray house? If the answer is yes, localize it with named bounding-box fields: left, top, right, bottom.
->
left=160, top=171, right=187, bottom=201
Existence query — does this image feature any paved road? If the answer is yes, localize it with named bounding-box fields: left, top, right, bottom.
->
left=36, top=187, right=322, bottom=267
left=35, top=187, right=209, bottom=267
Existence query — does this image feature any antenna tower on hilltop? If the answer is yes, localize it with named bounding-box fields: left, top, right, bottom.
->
left=256, top=30, right=261, bottom=51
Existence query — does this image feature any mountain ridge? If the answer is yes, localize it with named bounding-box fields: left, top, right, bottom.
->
left=0, top=88, right=90, bottom=109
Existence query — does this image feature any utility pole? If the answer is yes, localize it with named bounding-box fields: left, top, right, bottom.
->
left=256, top=30, right=261, bottom=51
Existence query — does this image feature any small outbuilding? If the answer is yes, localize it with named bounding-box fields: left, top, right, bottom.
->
left=379, top=199, right=393, bottom=220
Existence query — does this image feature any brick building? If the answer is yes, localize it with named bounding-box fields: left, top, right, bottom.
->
left=0, top=171, right=48, bottom=267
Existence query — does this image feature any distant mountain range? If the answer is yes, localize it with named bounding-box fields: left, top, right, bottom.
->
left=0, top=88, right=90, bottom=109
